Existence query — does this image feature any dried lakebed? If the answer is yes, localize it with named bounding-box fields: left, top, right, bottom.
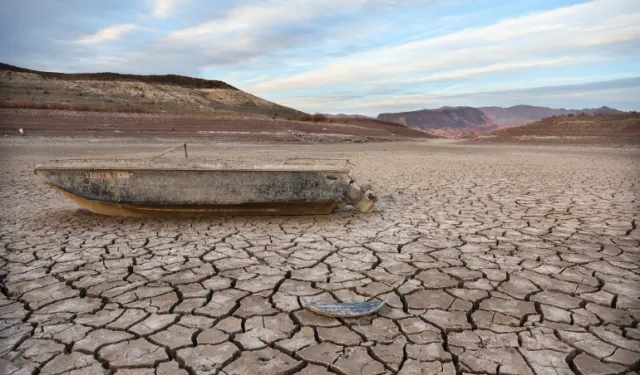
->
left=0, top=138, right=639, bottom=375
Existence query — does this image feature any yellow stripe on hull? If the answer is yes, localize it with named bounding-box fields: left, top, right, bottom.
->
left=49, top=184, right=343, bottom=217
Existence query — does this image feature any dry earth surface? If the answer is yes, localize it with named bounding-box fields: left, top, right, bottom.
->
left=1, top=138, right=639, bottom=375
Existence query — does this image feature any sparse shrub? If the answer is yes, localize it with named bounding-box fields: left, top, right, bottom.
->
left=299, top=113, right=328, bottom=122
left=312, top=113, right=327, bottom=122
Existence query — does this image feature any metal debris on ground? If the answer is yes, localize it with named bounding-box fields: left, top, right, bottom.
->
left=304, top=295, right=389, bottom=318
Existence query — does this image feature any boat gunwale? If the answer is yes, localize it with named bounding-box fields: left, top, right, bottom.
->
left=34, top=165, right=351, bottom=173
left=34, top=157, right=354, bottom=173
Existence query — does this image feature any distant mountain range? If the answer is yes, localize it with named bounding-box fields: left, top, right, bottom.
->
left=377, top=105, right=626, bottom=136
left=378, top=107, right=495, bottom=136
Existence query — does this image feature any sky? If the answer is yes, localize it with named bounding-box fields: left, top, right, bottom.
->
left=1, top=0, right=639, bottom=115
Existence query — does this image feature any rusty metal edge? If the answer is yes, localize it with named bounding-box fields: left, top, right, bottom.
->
left=48, top=184, right=343, bottom=217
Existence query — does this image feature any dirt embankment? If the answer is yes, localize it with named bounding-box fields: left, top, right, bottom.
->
left=0, top=108, right=434, bottom=143
left=469, top=113, right=640, bottom=144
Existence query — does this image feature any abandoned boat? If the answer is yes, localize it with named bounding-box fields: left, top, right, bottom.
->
left=34, top=153, right=376, bottom=217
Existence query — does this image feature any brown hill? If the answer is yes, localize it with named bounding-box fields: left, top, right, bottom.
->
left=377, top=106, right=496, bottom=136
left=483, top=113, right=640, bottom=143
left=0, top=64, right=434, bottom=141
left=0, top=62, right=236, bottom=89
left=0, top=62, right=302, bottom=117
left=478, top=105, right=625, bottom=127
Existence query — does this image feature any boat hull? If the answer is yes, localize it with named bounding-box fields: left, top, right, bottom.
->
left=35, top=160, right=373, bottom=217
left=49, top=184, right=342, bottom=217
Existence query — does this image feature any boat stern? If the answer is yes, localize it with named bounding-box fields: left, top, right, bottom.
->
left=346, top=182, right=377, bottom=213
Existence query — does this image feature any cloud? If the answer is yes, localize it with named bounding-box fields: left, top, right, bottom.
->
left=383, top=57, right=583, bottom=85
left=249, top=0, right=640, bottom=94
left=162, top=0, right=378, bottom=44
left=149, top=0, right=179, bottom=18
left=78, top=24, right=138, bottom=44
left=0, top=0, right=464, bottom=75
left=155, top=0, right=420, bottom=67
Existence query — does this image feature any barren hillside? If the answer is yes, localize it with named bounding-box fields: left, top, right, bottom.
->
left=0, top=63, right=301, bottom=117
left=478, top=105, right=624, bottom=127
left=0, top=63, right=437, bottom=142
left=477, top=113, right=640, bottom=143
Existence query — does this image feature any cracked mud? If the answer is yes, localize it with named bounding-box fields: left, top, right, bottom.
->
left=1, top=138, right=639, bottom=375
